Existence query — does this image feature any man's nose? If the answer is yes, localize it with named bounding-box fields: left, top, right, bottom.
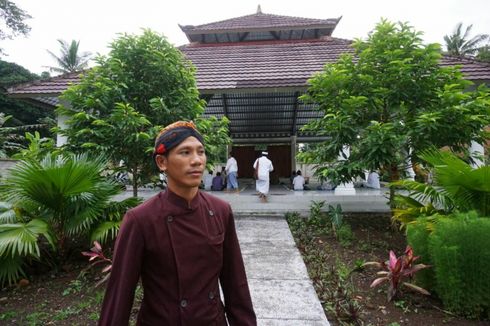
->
left=190, top=152, right=204, bottom=165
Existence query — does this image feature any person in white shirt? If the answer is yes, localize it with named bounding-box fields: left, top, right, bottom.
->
left=293, top=170, right=305, bottom=190
left=203, top=170, right=213, bottom=190
left=225, top=153, right=239, bottom=192
left=253, top=152, right=274, bottom=202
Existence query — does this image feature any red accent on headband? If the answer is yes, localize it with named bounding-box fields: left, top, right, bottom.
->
left=156, top=143, right=166, bottom=155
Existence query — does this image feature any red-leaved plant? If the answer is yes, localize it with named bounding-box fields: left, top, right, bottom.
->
left=363, top=246, right=431, bottom=301
left=81, top=241, right=112, bottom=287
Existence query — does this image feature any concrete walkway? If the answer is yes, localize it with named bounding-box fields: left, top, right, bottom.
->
left=118, top=184, right=390, bottom=325
left=237, top=216, right=329, bottom=325
left=131, top=182, right=391, bottom=216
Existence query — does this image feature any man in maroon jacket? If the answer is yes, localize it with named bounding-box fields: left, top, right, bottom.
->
left=99, top=121, right=256, bottom=325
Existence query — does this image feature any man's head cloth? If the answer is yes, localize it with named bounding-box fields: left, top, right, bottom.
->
left=153, top=121, right=204, bottom=158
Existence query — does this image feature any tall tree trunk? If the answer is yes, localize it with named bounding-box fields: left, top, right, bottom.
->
left=131, top=166, right=138, bottom=197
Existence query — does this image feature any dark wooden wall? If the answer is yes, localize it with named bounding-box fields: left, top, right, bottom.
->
left=233, top=145, right=291, bottom=181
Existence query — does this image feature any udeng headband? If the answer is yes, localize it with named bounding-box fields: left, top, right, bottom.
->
left=153, top=125, right=204, bottom=157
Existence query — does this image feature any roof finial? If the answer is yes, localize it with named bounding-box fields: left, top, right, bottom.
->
left=257, top=4, right=262, bottom=14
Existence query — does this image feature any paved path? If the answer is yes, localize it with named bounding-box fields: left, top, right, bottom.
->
left=116, top=184, right=390, bottom=325
left=237, top=216, right=329, bottom=325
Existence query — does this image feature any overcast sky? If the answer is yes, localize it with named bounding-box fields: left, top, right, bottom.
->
left=2, top=0, right=489, bottom=75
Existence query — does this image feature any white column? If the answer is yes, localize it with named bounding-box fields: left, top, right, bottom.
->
left=56, top=114, right=68, bottom=147
left=335, top=146, right=356, bottom=195
left=405, top=153, right=416, bottom=181
left=470, top=141, right=484, bottom=168
left=56, top=99, right=72, bottom=147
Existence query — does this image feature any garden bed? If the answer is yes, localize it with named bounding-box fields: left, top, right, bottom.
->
left=1, top=212, right=488, bottom=325
left=287, top=212, right=489, bottom=326
left=0, top=260, right=142, bottom=325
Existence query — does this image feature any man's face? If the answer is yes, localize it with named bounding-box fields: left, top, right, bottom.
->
left=155, top=136, right=206, bottom=191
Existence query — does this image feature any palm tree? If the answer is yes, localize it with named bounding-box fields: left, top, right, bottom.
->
left=477, top=45, right=490, bottom=62
left=444, top=23, right=489, bottom=57
left=46, top=39, right=91, bottom=74
left=0, top=154, right=140, bottom=285
left=393, top=148, right=490, bottom=228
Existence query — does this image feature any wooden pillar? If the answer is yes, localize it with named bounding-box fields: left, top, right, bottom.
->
left=290, top=135, right=297, bottom=172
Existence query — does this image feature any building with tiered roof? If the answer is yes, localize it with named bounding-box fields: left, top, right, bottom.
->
left=8, top=7, right=490, bottom=178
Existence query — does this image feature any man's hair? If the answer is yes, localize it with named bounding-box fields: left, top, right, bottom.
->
left=296, top=170, right=302, bottom=175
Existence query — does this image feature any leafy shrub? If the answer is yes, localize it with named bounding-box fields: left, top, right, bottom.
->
left=308, top=200, right=329, bottom=228
left=327, top=204, right=343, bottom=236
left=428, top=212, right=490, bottom=319
left=406, top=218, right=435, bottom=290
left=337, top=224, right=354, bottom=247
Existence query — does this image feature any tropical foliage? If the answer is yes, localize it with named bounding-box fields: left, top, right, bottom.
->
left=58, top=29, right=230, bottom=196
left=393, top=148, right=490, bottom=229
left=0, top=154, right=140, bottom=286
left=299, top=20, right=490, bottom=205
left=46, top=39, right=91, bottom=74
left=477, top=45, right=490, bottom=62
left=0, top=114, right=48, bottom=158
left=0, top=60, right=54, bottom=142
left=0, top=0, right=31, bottom=55
left=363, top=246, right=430, bottom=302
left=444, top=23, right=489, bottom=57
left=11, top=131, right=57, bottom=160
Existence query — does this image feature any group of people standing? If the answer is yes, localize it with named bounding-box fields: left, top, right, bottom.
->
left=200, top=151, right=276, bottom=203
left=202, top=151, right=275, bottom=203
left=203, top=153, right=240, bottom=192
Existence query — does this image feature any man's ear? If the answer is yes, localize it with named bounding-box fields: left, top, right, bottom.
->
left=155, top=155, right=168, bottom=172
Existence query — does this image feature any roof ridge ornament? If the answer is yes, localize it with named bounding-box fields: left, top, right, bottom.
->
left=257, top=4, right=262, bottom=14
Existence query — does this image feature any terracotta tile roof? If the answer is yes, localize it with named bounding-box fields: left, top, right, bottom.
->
left=180, top=12, right=340, bottom=34
left=180, top=37, right=354, bottom=91
left=7, top=72, right=82, bottom=97
left=440, top=56, right=490, bottom=80
left=7, top=44, right=490, bottom=97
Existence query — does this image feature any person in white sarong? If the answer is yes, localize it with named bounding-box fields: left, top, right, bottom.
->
left=253, top=152, right=274, bottom=202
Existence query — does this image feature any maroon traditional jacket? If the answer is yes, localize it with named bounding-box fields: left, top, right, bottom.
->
left=99, top=190, right=256, bottom=326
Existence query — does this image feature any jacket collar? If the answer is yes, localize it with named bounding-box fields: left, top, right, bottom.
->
left=164, top=188, right=200, bottom=211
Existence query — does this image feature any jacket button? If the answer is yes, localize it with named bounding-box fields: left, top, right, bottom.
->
left=167, top=216, right=174, bottom=223
left=209, top=210, right=214, bottom=216
left=180, top=299, right=188, bottom=307
left=208, top=291, right=215, bottom=299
